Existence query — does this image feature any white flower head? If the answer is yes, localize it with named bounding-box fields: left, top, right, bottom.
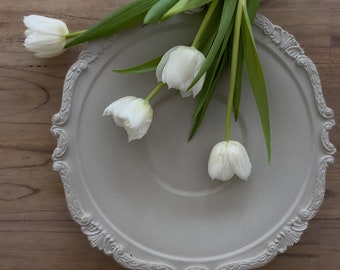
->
left=23, top=15, right=69, bottom=58
left=208, top=140, right=252, bottom=181
left=103, top=96, right=153, bottom=141
left=156, top=45, right=206, bottom=98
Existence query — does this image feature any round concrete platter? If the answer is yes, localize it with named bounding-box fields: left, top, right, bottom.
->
left=51, top=13, right=335, bottom=270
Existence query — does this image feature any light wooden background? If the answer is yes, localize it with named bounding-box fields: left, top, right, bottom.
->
left=0, top=0, right=339, bottom=269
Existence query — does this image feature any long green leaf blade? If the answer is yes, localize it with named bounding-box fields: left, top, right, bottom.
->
left=192, top=27, right=230, bottom=120
left=189, top=25, right=231, bottom=139
left=246, top=0, right=261, bottom=22
left=189, top=50, right=228, bottom=140
left=232, top=39, right=244, bottom=121
left=162, top=0, right=212, bottom=21
left=65, top=0, right=158, bottom=48
left=189, top=0, right=237, bottom=89
left=241, top=5, right=271, bottom=163
left=192, top=0, right=223, bottom=55
left=233, top=0, right=260, bottom=120
left=113, top=56, right=161, bottom=74
left=144, top=0, right=180, bottom=24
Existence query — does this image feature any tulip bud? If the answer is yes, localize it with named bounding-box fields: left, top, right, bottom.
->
left=103, top=96, right=153, bottom=141
left=23, top=15, right=69, bottom=58
left=208, top=140, right=252, bottom=181
left=156, top=45, right=206, bottom=97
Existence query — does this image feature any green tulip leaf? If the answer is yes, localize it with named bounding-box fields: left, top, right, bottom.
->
left=189, top=28, right=230, bottom=140
left=246, top=0, right=261, bottom=22
left=65, top=0, right=158, bottom=48
left=144, top=0, right=180, bottom=24
left=241, top=4, right=271, bottom=163
left=233, top=0, right=259, bottom=121
left=192, top=0, right=222, bottom=54
left=162, top=0, right=212, bottom=21
left=232, top=41, right=244, bottom=122
left=189, top=0, right=237, bottom=89
left=113, top=56, right=161, bottom=74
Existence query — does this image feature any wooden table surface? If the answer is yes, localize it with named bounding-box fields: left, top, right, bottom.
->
left=1, top=0, right=339, bottom=269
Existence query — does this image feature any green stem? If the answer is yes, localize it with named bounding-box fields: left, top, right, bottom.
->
left=225, top=0, right=244, bottom=141
left=145, top=82, right=165, bottom=102
left=191, top=0, right=219, bottom=49
left=65, top=30, right=86, bottom=39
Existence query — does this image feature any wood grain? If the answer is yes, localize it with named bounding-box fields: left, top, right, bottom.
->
left=0, top=0, right=339, bottom=269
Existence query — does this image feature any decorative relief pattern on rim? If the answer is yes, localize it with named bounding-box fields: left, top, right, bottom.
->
left=214, top=14, right=336, bottom=270
left=253, top=14, right=334, bottom=119
left=51, top=14, right=335, bottom=270
left=185, top=267, right=209, bottom=270
left=52, top=160, right=173, bottom=270
left=51, top=37, right=174, bottom=270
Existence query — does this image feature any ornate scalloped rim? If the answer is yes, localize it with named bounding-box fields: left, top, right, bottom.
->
left=51, top=14, right=335, bottom=270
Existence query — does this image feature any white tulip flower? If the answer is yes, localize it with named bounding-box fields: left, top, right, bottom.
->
left=103, top=96, right=153, bottom=141
left=156, top=45, right=206, bottom=97
left=23, top=15, right=69, bottom=58
left=208, top=140, right=252, bottom=181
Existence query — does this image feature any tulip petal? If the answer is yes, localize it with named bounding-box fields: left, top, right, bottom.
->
left=228, top=141, right=252, bottom=180
left=103, top=96, right=136, bottom=116
left=24, top=33, right=66, bottom=52
left=162, top=47, right=198, bottom=91
left=23, top=15, right=69, bottom=58
left=157, top=45, right=206, bottom=97
left=34, top=48, right=65, bottom=58
left=23, top=15, right=69, bottom=36
left=208, top=141, right=234, bottom=181
left=189, top=73, right=206, bottom=97
left=103, top=96, right=153, bottom=141
left=208, top=140, right=252, bottom=181
left=156, top=46, right=179, bottom=82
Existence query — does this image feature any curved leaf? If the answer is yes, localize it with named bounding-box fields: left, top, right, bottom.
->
left=241, top=4, right=271, bottom=163
left=162, top=0, right=212, bottom=21
left=144, top=0, right=180, bottom=24
left=65, top=0, right=158, bottom=48
left=189, top=0, right=237, bottom=89
left=113, top=56, right=161, bottom=74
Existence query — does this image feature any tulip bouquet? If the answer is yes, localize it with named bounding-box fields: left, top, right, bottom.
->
left=24, top=0, right=270, bottom=182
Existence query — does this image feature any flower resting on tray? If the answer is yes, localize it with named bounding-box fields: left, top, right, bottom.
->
left=23, top=0, right=270, bottom=182
left=103, top=96, right=153, bottom=141
left=208, top=141, right=252, bottom=181
left=156, top=45, right=206, bottom=97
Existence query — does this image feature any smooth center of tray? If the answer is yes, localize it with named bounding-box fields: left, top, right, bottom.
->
left=144, top=91, right=246, bottom=197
